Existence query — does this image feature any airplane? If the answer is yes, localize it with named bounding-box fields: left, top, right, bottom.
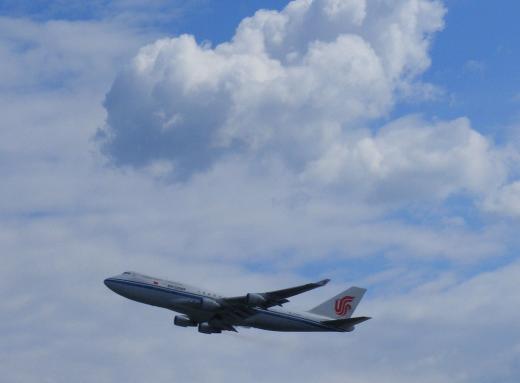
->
left=104, top=271, right=370, bottom=334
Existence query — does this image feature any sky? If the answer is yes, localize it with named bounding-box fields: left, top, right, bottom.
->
left=1, top=0, right=520, bottom=382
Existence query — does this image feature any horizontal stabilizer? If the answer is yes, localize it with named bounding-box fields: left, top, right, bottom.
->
left=322, top=316, right=371, bottom=327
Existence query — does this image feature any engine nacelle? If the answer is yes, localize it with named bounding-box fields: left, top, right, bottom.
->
left=174, top=315, right=196, bottom=327
left=198, top=322, right=222, bottom=334
left=246, top=293, right=266, bottom=306
left=176, top=297, right=221, bottom=311
left=199, top=297, right=221, bottom=311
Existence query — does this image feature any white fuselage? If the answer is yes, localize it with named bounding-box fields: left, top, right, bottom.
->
left=104, top=272, right=341, bottom=332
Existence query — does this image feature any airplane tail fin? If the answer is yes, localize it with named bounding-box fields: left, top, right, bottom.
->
left=308, top=286, right=366, bottom=319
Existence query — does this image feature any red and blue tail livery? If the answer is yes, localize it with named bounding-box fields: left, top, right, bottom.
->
left=335, top=295, right=354, bottom=316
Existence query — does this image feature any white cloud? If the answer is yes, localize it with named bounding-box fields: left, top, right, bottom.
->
left=464, top=59, right=485, bottom=74
left=303, top=115, right=506, bottom=200
left=98, top=0, right=517, bottom=216
left=99, top=0, right=446, bottom=180
left=484, top=181, right=520, bottom=217
left=0, top=16, right=155, bottom=93
left=98, top=0, right=509, bottom=218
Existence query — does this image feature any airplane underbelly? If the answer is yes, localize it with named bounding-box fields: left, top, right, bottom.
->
left=245, top=312, right=325, bottom=332
left=125, top=286, right=214, bottom=322
left=119, top=284, right=173, bottom=308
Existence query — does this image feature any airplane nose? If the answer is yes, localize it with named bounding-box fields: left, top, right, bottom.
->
left=104, top=278, right=115, bottom=290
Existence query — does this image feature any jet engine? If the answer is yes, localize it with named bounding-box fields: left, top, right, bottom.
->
left=176, top=297, right=221, bottom=311
left=198, top=322, right=222, bottom=334
left=174, top=315, right=196, bottom=327
left=245, top=293, right=266, bottom=306
left=199, top=297, right=221, bottom=311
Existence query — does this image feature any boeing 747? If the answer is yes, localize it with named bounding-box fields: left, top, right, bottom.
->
left=104, top=271, right=370, bottom=334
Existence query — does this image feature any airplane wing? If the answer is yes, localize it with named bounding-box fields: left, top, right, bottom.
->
left=222, top=278, right=330, bottom=309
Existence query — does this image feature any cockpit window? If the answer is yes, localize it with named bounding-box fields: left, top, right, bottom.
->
left=123, top=272, right=131, bottom=275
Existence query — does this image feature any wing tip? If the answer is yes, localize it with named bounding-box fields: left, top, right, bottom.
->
left=317, top=278, right=330, bottom=286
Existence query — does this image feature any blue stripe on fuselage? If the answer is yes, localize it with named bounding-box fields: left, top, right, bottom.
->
left=106, top=278, right=341, bottom=332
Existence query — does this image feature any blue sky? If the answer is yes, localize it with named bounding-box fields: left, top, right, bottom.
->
left=1, top=1, right=520, bottom=382
left=401, top=0, right=520, bottom=137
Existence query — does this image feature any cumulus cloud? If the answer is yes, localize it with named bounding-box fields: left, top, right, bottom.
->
left=303, top=115, right=506, bottom=201
left=99, top=0, right=446, bottom=180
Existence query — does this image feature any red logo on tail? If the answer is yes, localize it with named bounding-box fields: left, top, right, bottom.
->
left=334, top=296, right=354, bottom=316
